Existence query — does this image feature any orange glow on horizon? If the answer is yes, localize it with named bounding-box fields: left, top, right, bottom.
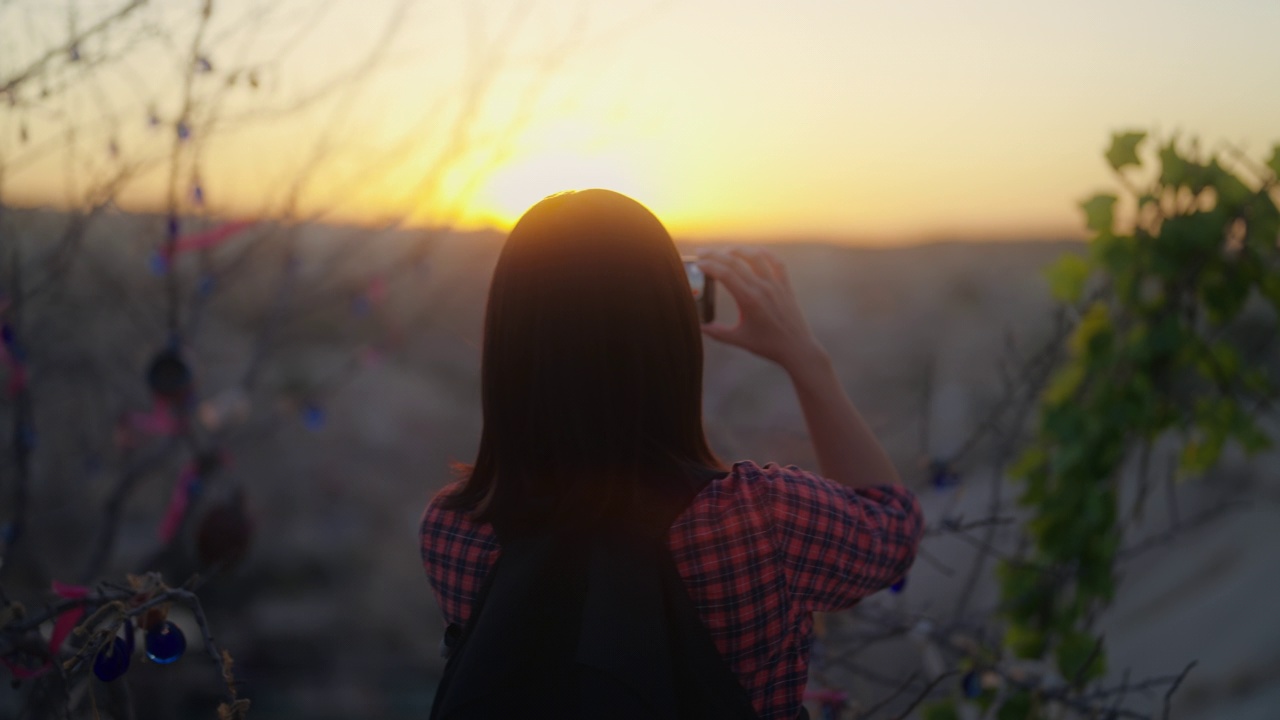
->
left=3, top=0, right=1277, bottom=245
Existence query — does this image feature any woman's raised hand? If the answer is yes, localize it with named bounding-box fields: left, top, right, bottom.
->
left=696, top=248, right=824, bottom=373
left=698, top=248, right=902, bottom=487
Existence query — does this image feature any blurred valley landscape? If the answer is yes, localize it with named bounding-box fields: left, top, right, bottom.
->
left=1, top=209, right=1276, bottom=719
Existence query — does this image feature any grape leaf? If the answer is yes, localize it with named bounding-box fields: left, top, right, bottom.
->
left=922, top=702, right=960, bottom=720
left=1106, top=131, right=1147, bottom=170
left=1046, top=254, right=1091, bottom=302
left=1080, top=194, right=1117, bottom=234
left=1056, top=630, right=1106, bottom=685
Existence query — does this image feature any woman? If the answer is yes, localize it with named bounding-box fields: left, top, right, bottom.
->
left=420, top=189, right=922, bottom=719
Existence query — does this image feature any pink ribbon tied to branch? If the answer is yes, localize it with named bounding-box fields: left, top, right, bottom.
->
left=160, top=220, right=255, bottom=261
left=1, top=582, right=90, bottom=679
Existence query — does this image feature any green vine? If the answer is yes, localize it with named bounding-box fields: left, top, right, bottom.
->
left=993, top=131, right=1280, bottom=717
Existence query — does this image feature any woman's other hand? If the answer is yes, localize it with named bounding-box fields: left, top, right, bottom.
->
left=696, top=248, right=824, bottom=373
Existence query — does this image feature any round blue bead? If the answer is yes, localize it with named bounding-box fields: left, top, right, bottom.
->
left=145, top=621, right=186, bottom=665
left=889, top=576, right=907, bottom=594
left=962, top=670, right=982, bottom=698
left=929, top=459, right=962, bottom=490
left=93, top=637, right=131, bottom=682
left=303, top=404, right=325, bottom=431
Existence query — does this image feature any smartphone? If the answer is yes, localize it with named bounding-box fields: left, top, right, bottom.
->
left=682, top=257, right=716, bottom=324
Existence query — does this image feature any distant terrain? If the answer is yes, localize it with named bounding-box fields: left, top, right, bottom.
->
left=0, top=209, right=1275, bottom=719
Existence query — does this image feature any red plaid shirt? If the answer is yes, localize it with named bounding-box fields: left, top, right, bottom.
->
left=419, top=460, right=923, bottom=720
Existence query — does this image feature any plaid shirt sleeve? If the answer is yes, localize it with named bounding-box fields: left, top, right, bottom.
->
left=755, top=462, right=923, bottom=612
left=419, top=481, right=501, bottom=627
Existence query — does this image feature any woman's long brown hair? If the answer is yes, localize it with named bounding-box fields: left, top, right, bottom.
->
left=441, top=189, right=722, bottom=534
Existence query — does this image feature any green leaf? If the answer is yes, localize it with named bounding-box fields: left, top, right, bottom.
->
left=1005, top=624, right=1047, bottom=659
left=1046, top=253, right=1091, bottom=302
left=996, top=690, right=1034, bottom=720
left=1262, top=274, right=1280, bottom=310
left=1009, top=447, right=1047, bottom=480
left=1180, top=435, right=1222, bottom=474
left=1091, top=233, right=1135, bottom=273
left=1055, top=630, right=1107, bottom=685
left=1068, top=302, right=1111, bottom=357
left=1268, top=144, right=1280, bottom=179
left=1159, top=211, right=1227, bottom=266
left=1208, top=159, right=1253, bottom=210
left=1160, top=141, right=1188, bottom=187
left=922, top=701, right=961, bottom=720
left=1200, top=269, right=1251, bottom=324
left=1080, top=194, right=1118, bottom=234
left=1106, top=131, right=1147, bottom=170
left=1043, top=363, right=1085, bottom=405
left=999, top=562, right=1054, bottom=622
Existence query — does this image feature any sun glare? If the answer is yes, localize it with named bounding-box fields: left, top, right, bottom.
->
left=475, top=152, right=649, bottom=228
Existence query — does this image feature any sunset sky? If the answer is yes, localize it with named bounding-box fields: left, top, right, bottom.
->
left=2, top=0, right=1278, bottom=243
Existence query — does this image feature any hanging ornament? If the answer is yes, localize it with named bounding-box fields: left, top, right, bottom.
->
left=158, top=464, right=199, bottom=544
left=962, top=670, right=983, bottom=699
left=302, top=403, right=325, bottom=431
left=1, top=583, right=90, bottom=680
left=889, top=575, right=907, bottom=594
left=144, top=621, right=186, bottom=664
left=803, top=689, right=848, bottom=720
left=172, top=220, right=253, bottom=255
left=191, top=181, right=205, bottom=206
left=17, top=422, right=35, bottom=450
left=1, top=323, right=28, bottom=398
left=92, top=637, right=131, bottom=682
left=130, top=397, right=181, bottom=437
left=167, top=214, right=181, bottom=240
left=929, top=458, right=962, bottom=490
left=176, top=121, right=190, bottom=141
left=196, top=488, right=253, bottom=570
left=147, top=108, right=161, bottom=127
left=158, top=453, right=222, bottom=543
left=108, top=139, right=120, bottom=158
left=68, top=43, right=81, bottom=62
left=195, top=56, right=213, bottom=73
left=146, top=349, right=193, bottom=402
left=150, top=251, right=170, bottom=276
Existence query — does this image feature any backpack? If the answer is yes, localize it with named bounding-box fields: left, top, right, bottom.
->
left=429, top=474, right=802, bottom=720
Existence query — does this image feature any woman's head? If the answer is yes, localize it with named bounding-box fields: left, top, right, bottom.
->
left=445, top=189, right=720, bottom=531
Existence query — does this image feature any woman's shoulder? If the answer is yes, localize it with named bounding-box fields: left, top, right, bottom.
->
left=697, top=459, right=921, bottom=523
left=707, top=459, right=823, bottom=495
left=419, top=481, right=498, bottom=561
left=680, top=459, right=811, bottom=521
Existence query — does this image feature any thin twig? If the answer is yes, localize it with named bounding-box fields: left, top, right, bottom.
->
left=857, top=671, right=920, bottom=719
left=1162, top=661, right=1197, bottom=720
left=889, top=670, right=959, bottom=720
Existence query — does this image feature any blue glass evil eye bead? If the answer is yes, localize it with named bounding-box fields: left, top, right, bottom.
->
left=889, top=575, right=907, bottom=594
left=929, top=459, right=962, bottom=490
left=962, top=670, right=982, bottom=699
left=93, top=637, right=132, bottom=681
left=302, top=404, right=325, bottom=431
left=145, top=621, right=186, bottom=664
